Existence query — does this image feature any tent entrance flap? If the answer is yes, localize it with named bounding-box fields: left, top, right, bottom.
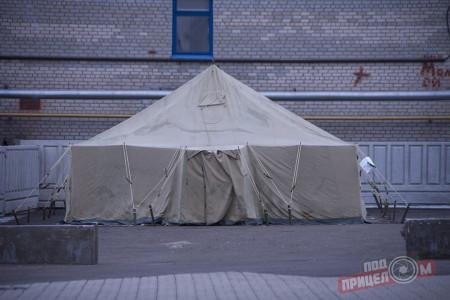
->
left=182, top=150, right=245, bottom=225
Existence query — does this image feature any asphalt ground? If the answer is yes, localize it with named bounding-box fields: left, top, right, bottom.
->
left=1, top=208, right=450, bottom=285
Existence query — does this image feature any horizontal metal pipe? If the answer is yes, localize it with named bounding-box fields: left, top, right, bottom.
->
left=2, top=89, right=450, bottom=101
left=0, top=113, right=131, bottom=118
left=305, top=115, right=450, bottom=121
left=1, top=112, right=449, bottom=121
left=264, top=90, right=450, bottom=101
left=1, top=54, right=446, bottom=63
left=0, top=90, right=170, bottom=100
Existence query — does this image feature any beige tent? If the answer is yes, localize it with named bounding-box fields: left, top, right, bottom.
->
left=65, top=65, right=366, bottom=225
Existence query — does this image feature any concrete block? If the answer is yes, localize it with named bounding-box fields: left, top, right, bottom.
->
left=402, top=219, right=450, bottom=259
left=0, top=225, right=98, bottom=265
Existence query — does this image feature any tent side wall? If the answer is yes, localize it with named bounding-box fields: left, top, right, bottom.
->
left=66, top=145, right=129, bottom=222
left=247, top=145, right=365, bottom=222
left=66, top=144, right=365, bottom=224
left=295, top=145, right=365, bottom=220
left=65, top=145, right=181, bottom=223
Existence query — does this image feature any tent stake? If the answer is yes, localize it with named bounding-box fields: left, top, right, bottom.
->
left=13, top=210, right=20, bottom=225
left=400, top=204, right=410, bottom=224
left=132, top=208, right=137, bottom=225
left=382, top=202, right=389, bottom=218
left=27, top=207, right=31, bottom=224
left=288, top=205, right=292, bottom=225
left=392, top=200, right=397, bottom=223
left=47, top=204, right=52, bottom=219
left=263, top=208, right=269, bottom=225
left=149, top=205, right=155, bottom=223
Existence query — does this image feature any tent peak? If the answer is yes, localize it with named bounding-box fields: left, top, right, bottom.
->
left=204, top=64, right=223, bottom=75
left=82, top=64, right=348, bottom=147
left=207, top=64, right=220, bottom=70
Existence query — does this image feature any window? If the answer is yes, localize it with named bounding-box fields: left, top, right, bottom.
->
left=172, top=0, right=213, bottom=59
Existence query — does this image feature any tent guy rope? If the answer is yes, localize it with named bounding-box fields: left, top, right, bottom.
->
left=289, top=142, right=302, bottom=205
left=122, top=142, right=135, bottom=212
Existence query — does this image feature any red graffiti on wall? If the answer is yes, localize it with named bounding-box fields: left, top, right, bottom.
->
left=353, top=66, right=370, bottom=87
left=421, top=55, right=450, bottom=89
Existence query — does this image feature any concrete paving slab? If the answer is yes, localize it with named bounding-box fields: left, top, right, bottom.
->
left=16, top=282, right=49, bottom=300
left=95, top=278, right=120, bottom=300
left=226, top=271, right=258, bottom=300
left=35, top=281, right=68, bottom=300
left=279, top=274, right=316, bottom=299
left=56, top=280, right=86, bottom=300
left=135, top=276, right=157, bottom=300
left=191, top=273, right=216, bottom=300
left=260, top=273, right=298, bottom=300
left=157, top=274, right=176, bottom=300
left=243, top=272, right=277, bottom=300
left=208, top=272, right=237, bottom=300
left=76, top=279, right=104, bottom=300
left=1, top=272, right=449, bottom=299
left=116, top=277, right=139, bottom=300
left=0, top=286, right=27, bottom=300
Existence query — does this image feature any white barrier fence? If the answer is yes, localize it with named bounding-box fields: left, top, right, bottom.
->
left=0, top=146, right=40, bottom=215
left=20, top=140, right=76, bottom=208
left=360, top=142, right=450, bottom=205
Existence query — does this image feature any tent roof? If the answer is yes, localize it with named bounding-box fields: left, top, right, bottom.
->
left=80, top=65, right=350, bottom=148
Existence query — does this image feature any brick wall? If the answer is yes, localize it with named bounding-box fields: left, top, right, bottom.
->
left=2, top=60, right=450, bottom=91
left=0, top=0, right=172, bottom=58
left=214, top=0, right=449, bottom=60
left=1, top=0, right=450, bottom=142
left=1, top=0, right=448, bottom=59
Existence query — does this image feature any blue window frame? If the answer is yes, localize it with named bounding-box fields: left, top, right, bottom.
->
left=172, top=0, right=213, bottom=60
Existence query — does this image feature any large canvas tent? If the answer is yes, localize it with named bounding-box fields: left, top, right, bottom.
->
left=65, top=65, right=366, bottom=225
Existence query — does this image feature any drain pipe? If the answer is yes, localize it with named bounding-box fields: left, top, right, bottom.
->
left=1, top=89, right=450, bottom=101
